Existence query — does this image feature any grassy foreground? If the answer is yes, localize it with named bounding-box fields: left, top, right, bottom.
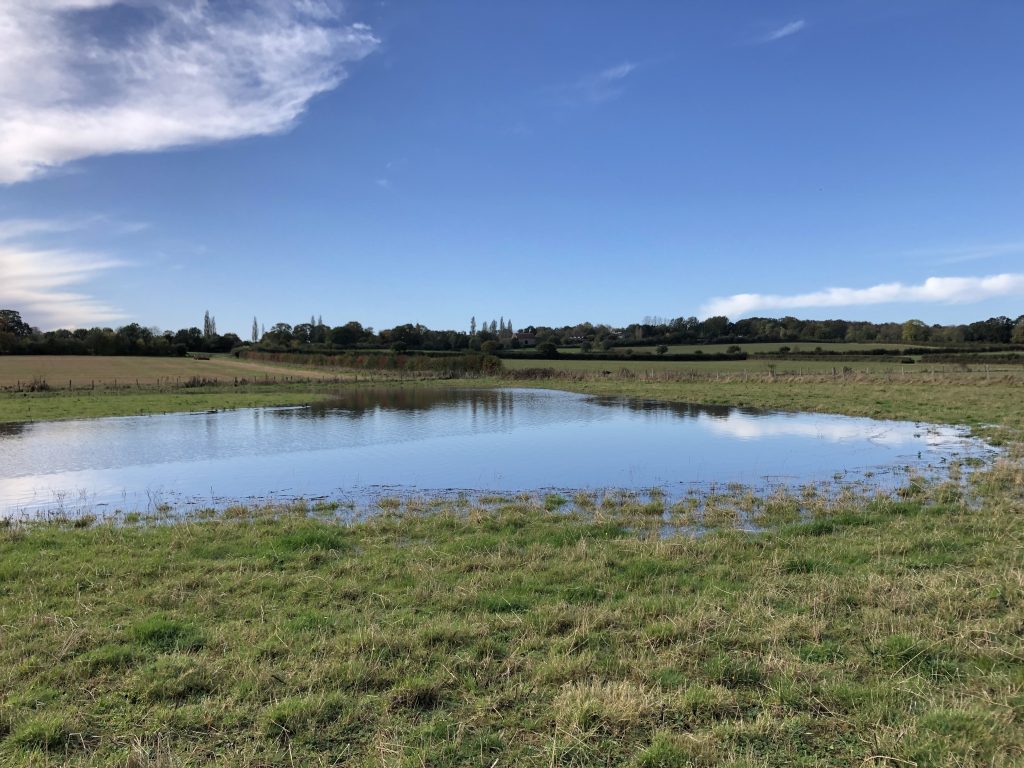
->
left=1, top=470, right=1022, bottom=767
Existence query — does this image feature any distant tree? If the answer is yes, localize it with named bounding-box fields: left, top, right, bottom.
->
left=1013, top=316, right=1024, bottom=344
left=173, top=327, right=204, bottom=351
left=470, top=316, right=477, bottom=335
left=0, top=309, right=32, bottom=337
left=901, top=319, right=930, bottom=344
left=489, top=320, right=498, bottom=334
left=726, top=345, right=741, bottom=354
left=481, top=340, right=499, bottom=354
left=581, top=340, right=593, bottom=352
left=700, top=316, right=730, bottom=339
left=202, top=310, right=217, bottom=338
left=330, top=321, right=366, bottom=347
left=390, top=341, right=407, bottom=353
left=385, top=323, right=425, bottom=348
left=264, top=323, right=293, bottom=345
left=656, top=345, right=668, bottom=355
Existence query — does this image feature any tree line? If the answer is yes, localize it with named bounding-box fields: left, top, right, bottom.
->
left=2, top=307, right=1022, bottom=356
left=0, top=309, right=242, bottom=356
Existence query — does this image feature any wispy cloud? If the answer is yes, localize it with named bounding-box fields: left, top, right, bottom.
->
left=0, top=1, right=379, bottom=184
left=906, top=240, right=1024, bottom=265
left=573, top=62, right=638, bottom=104
left=762, top=20, right=806, bottom=43
left=700, top=273, right=1024, bottom=319
left=0, top=220, right=129, bottom=329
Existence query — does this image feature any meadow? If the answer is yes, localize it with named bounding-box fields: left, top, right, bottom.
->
left=0, top=356, right=407, bottom=422
left=0, top=356, right=1021, bottom=766
left=0, top=355, right=337, bottom=389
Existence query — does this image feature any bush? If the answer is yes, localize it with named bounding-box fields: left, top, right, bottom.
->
left=536, top=342, right=559, bottom=358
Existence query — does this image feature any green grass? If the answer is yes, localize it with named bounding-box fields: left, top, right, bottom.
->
left=0, top=384, right=330, bottom=422
left=0, top=465, right=1021, bottom=766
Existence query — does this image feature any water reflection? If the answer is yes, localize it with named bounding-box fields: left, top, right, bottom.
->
left=0, top=387, right=993, bottom=517
left=0, top=422, right=26, bottom=438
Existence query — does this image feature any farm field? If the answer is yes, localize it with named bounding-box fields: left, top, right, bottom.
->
left=0, top=355, right=340, bottom=389
left=0, top=356, right=382, bottom=423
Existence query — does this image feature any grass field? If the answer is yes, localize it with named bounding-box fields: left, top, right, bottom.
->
left=0, top=357, right=443, bottom=423
left=0, top=355, right=341, bottom=389
left=1, top=357, right=1022, bottom=765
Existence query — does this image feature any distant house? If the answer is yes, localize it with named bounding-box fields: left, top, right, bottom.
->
left=513, top=332, right=537, bottom=347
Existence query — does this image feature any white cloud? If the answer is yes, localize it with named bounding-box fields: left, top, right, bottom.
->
left=700, top=273, right=1024, bottom=319
left=0, top=220, right=128, bottom=328
left=701, top=411, right=948, bottom=446
left=575, top=62, right=638, bottom=104
left=762, top=20, right=806, bottom=43
left=0, top=1, right=379, bottom=183
left=912, top=241, right=1024, bottom=265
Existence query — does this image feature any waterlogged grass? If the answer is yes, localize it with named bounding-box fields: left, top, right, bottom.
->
left=0, top=464, right=1022, bottom=766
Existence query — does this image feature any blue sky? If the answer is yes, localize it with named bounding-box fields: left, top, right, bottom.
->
left=1, top=1, right=1022, bottom=333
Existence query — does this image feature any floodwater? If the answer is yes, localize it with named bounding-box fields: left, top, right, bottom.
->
left=0, top=387, right=995, bottom=517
